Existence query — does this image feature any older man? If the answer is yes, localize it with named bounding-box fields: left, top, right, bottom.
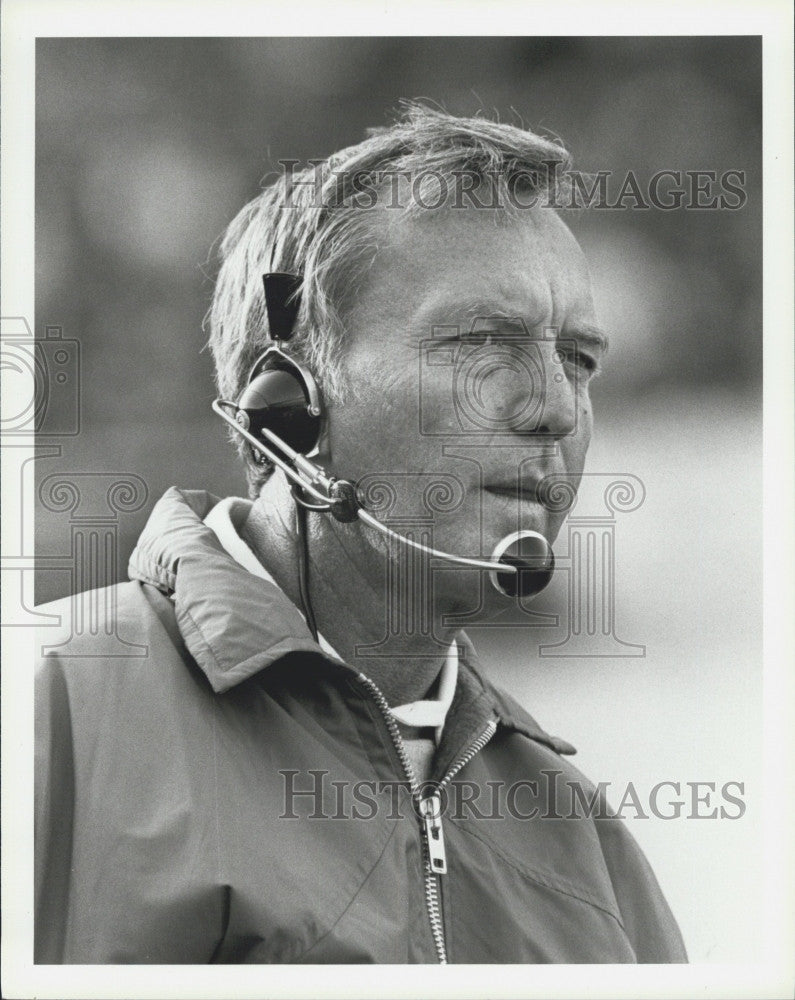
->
left=35, top=104, right=686, bottom=963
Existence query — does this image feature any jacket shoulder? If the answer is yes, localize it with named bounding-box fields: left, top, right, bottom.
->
left=35, top=580, right=189, bottom=688
left=33, top=580, right=209, bottom=963
left=534, top=749, right=688, bottom=963
left=481, top=694, right=687, bottom=963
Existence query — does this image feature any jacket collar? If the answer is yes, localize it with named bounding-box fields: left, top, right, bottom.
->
left=128, top=487, right=574, bottom=756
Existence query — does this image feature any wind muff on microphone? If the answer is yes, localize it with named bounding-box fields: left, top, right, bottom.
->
left=489, top=531, right=555, bottom=599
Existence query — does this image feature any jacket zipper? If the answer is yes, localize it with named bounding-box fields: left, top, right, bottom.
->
left=356, top=671, right=497, bottom=964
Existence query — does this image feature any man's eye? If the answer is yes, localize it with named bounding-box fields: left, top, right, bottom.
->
left=465, top=330, right=497, bottom=346
left=436, top=330, right=499, bottom=347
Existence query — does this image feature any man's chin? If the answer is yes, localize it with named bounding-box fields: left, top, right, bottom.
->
left=435, top=572, right=530, bottom=627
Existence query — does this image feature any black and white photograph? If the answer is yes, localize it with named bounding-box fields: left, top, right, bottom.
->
left=1, top=2, right=792, bottom=997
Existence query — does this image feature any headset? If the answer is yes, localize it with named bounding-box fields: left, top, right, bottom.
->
left=213, top=273, right=555, bottom=637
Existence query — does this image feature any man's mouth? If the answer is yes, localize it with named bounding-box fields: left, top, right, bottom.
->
left=482, top=481, right=543, bottom=505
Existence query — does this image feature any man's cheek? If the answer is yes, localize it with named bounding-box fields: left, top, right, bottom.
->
left=354, top=393, right=429, bottom=476
left=555, top=432, right=590, bottom=490
left=418, top=393, right=461, bottom=436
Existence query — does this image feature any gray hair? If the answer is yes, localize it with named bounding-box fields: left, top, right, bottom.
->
left=207, top=102, right=572, bottom=495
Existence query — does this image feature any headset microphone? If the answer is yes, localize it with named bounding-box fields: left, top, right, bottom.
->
left=489, top=531, right=555, bottom=599
left=212, top=272, right=555, bottom=603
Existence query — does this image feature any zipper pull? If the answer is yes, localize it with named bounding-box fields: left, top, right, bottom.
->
left=419, top=791, right=447, bottom=875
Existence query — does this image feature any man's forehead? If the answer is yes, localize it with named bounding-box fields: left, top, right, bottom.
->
left=376, top=196, right=571, bottom=241
left=352, top=204, right=594, bottom=329
left=376, top=206, right=584, bottom=286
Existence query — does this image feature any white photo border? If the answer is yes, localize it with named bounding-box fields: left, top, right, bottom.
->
left=2, top=2, right=792, bottom=997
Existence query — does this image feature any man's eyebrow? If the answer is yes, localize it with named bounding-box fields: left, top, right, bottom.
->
left=463, top=304, right=611, bottom=354
left=433, top=300, right=610, bottom=354
left=459, top=301, right=543, bottom=325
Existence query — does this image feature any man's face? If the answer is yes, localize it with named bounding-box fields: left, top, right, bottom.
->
left=320, top=204, right=606, bottom=604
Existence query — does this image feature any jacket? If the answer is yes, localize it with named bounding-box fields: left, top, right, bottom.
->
left=34, top=488, right=687, bottom=964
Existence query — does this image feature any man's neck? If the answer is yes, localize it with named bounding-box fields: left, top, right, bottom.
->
left=240, top=474, right=459, bottom=706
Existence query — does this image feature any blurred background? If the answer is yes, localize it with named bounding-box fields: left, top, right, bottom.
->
left=34, top=37, right=762, bottom=963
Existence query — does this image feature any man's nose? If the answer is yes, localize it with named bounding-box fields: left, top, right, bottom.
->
left=532, top=349, right=577, bottom=438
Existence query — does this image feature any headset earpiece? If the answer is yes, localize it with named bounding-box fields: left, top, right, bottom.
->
left=233, top=272, right=324, bottom=460
left=237, top=347, right=323, bottom=458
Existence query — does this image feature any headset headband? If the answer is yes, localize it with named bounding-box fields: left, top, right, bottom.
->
left=263, top=272, right=302, bottom=342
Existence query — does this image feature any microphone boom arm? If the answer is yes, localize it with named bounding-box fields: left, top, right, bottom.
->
left=356, top=509, right=510, bottom=572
